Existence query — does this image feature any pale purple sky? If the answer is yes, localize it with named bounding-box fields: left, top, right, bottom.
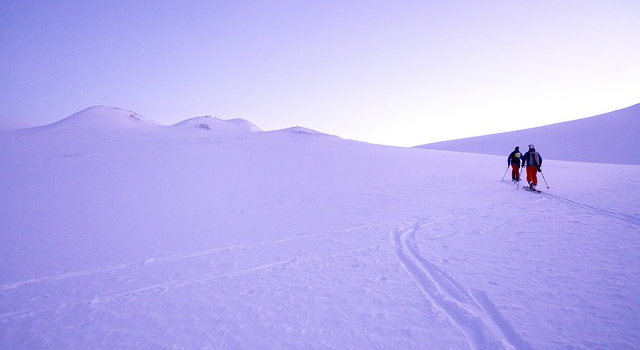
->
left=1, top=1, right=639, bottom=146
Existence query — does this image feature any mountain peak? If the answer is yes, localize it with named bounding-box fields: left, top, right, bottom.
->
left=173, top=116, right=262, bottom=133
left=46, top=106, right=158, bottom=131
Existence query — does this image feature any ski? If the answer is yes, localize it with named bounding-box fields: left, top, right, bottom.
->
left=501, top=179, right=525, bottom=191
left=523, top=186, right=541, bottom=193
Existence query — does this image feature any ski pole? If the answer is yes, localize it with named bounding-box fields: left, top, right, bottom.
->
left=540, top=169, right=550, bottom=189
left=501, top=165, right=509, bottom=181
left=517, top=166, right=523, bottom=189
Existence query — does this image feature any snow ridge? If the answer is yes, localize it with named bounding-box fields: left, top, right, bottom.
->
left=274, top=126, right=330, bottom=136
left=172, top=116, right=262, bottom=133
left=418, top=103, right=640, bottom=165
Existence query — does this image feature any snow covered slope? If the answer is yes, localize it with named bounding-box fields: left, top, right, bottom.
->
left=44, top=106, right=159, bottom=131
left=1, top=106, right=639, bottom=349
left=173, top=116, right=262, bottom=133
left=417, top=103, right=640, bottom=165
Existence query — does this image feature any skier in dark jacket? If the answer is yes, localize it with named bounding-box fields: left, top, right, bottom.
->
left=521, top=144, right=542, bottom=190
left=507, top=146, right=522, bottom=181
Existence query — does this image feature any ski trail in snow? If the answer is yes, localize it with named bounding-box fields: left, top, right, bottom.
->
left=392, top=219, right=532, bottom=350
left=541, top=192, right=640, bottom=226
left=99, top=243, right=381, bottom=303
left=0, top=244, right=244, bottom=291
left=0, top=264, right=130, bottom=291
left=0, top=243, right=383, bottom=320
left=505, top=179, right=639, bottom=225
left=392, top=225, right=500, bottom=349
left=0, top=225, right=381, bottom=320
left=0, top=225, right=376, bottom=291
left=469, top=289, right=533, bottom=350
left=93, top=259, right=296, bottom=302
left=0, top=259, right=296, bottom=319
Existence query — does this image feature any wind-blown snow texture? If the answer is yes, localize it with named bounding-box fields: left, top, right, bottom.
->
left=1, top=106, right=639, bottom=349
left=418, top=103, right=640, bottom=165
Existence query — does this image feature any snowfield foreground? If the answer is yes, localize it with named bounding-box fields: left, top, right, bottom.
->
left=1, top=107, right=639, bottom=349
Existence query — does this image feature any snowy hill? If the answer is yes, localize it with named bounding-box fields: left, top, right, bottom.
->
left=417, top=103, right=640, bottom=165
left=268, top=126, right=334, bottom=137
left=43, top=106, right=159, bottom=131
left=1, top=106, right=639, bottom=349
left=173, top=116, right=262, bottom=133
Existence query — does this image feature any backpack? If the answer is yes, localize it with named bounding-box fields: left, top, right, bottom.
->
left=512, top=152, right=521, bottom=162
left=529, top=151, right=540, bottom=166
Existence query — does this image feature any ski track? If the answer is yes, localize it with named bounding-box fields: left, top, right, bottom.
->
left=502, top=180, right=640, bottom=226
left=4, top=185, right=634, bottom=346
left=392, top=218, right=533, bottom=350
left=0, top=225, right=379, bottom=320
left=0, top=259, right=296, bottom=320
left=0, top=244, right=249, bottom=292
left=541, top=192, right=640, bottom=226
left=0, top=225, right=374, bottom=292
